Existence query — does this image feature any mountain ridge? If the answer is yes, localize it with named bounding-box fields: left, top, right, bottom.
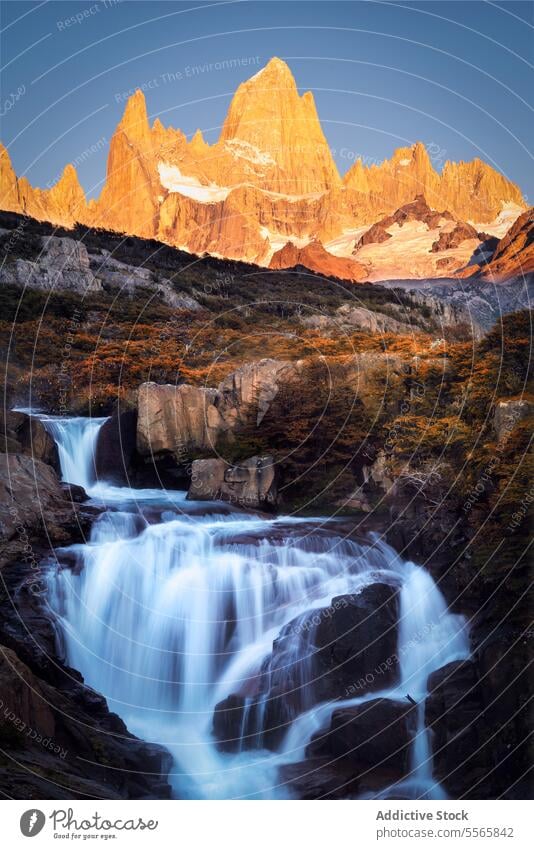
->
left=0, top=57, right=527, bottom=279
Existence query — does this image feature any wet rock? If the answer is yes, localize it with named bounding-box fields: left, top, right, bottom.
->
left=60, top=483, right=88, bottom=503
left=279, top=759, right=360, bottom=799
left=327, top=699, right=415, bottom=777
left=188, top=455, right=277, bottom=510
left=212, top=694, right=245, bottom=753
left=15, top=414, right=60, bottom=473
left=313, top=585, right=400, bottom=698
left=284, top=697, right=415, bottom=799
left=260, top=584, right=400, bottom=749
left=95, top=407, right=138, bottom=484
left=425, top=660, right=487, bottom=798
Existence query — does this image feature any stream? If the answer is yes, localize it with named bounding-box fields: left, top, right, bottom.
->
left=32, top=413, right=469, bottom=799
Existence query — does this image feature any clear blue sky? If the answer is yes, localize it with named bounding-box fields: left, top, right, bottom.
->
left=1, top=1, right=533, bottom=202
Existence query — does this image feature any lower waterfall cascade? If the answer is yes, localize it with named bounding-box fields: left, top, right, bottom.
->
left=36, top=413, right=469, bottom=800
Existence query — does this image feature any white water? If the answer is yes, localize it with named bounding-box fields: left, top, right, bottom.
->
left=41, top=415, right=469, bottom=799
left=17, top=410, right=108, bottom=492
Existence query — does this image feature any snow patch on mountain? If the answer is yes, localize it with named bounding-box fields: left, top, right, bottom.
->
left=157, top=163, right=230, bottom=202
left=224, top=138, right=276, bottom=168
left=472, top=202, right=525, bottom=239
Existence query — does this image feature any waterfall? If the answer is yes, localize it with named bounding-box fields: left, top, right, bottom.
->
left=41, top=414, right=469, bottom=800
left=31, top=413, right=108, bottom=491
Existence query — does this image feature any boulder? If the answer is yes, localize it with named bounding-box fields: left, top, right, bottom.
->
left=188, top=455, right=277, bottom=510
left=260, top=584, right=400, bottom=748
left=216, top=358, right=298, bottom=427
left=0, top=409, right=28, bottom=455
left=60, top=482, right=88, bottom=503
left=314, top=698, right=415, bottom=778
left=95, top=408, right=138, bottom=484
left=493, top=398, right=533, bottom=442
left=0, top=236, right=101, bottom=293
left=282, top=697, right=415, bottom=799
left=137, top=382, right=221, bottom=460
left=0, top=453, right=74, bottom=541
left=0, top=410, right=60, bottom=473
left=137, top=360, right=297, bottom=461
left=212, top=694, right=245, bottom=753
left=312, top=585, right=400, bottom=699
left=13, top=413, right=60, bottom=473
left=329, top=699, right=414, bottom=771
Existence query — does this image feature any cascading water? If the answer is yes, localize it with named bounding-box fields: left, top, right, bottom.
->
left=22, top=412, right=108, bottom=492
left=41, top=415, right=469, bottom=799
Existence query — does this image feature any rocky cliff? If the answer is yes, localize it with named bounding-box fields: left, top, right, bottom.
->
left=1, top=58, right=526, bottom=279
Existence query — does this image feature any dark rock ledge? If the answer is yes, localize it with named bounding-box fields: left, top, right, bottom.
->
left=0, top=447, right=172, bottom=800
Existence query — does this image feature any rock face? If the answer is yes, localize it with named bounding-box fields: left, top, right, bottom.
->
left=137, top=382, right=220, bottom=459
left=95, top=408, right=138, bottom=484
left=0, top=59, right=526, bottom=276
left=350, top=195, right=481, bottom=282
left=344, top=147, right=524, bottom=224
left=216, top=358, right=297, bottom=428
left=0, top=646, right=56, bottom=739
left=302, top=305, right=413, bottom=335
left=93, top=250, right=201, bottom=309
left=188, top=455, right=277, bottom=510
left=218, top=57, right=340, bottom=195
left=0, top=453, right=77, bottom=541
left=478, top=207, right=534, bottom=281
left=431, top=221, right=479, bottom=252
left=0, top=233, right=101, bottom=293
left=0, top=223, right=202, bottom=306
left=0, top=410, right=60, bottom=473
left=355, top=195, right=453, bottom=247
left=137, top=359, right=297, bottom=461
left=269, top=239, right=365, bottom=281
left=425, top=660, right=487, bottom=798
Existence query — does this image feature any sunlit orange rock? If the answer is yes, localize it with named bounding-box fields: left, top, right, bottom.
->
left=0, top=59, right=527, bottom=278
